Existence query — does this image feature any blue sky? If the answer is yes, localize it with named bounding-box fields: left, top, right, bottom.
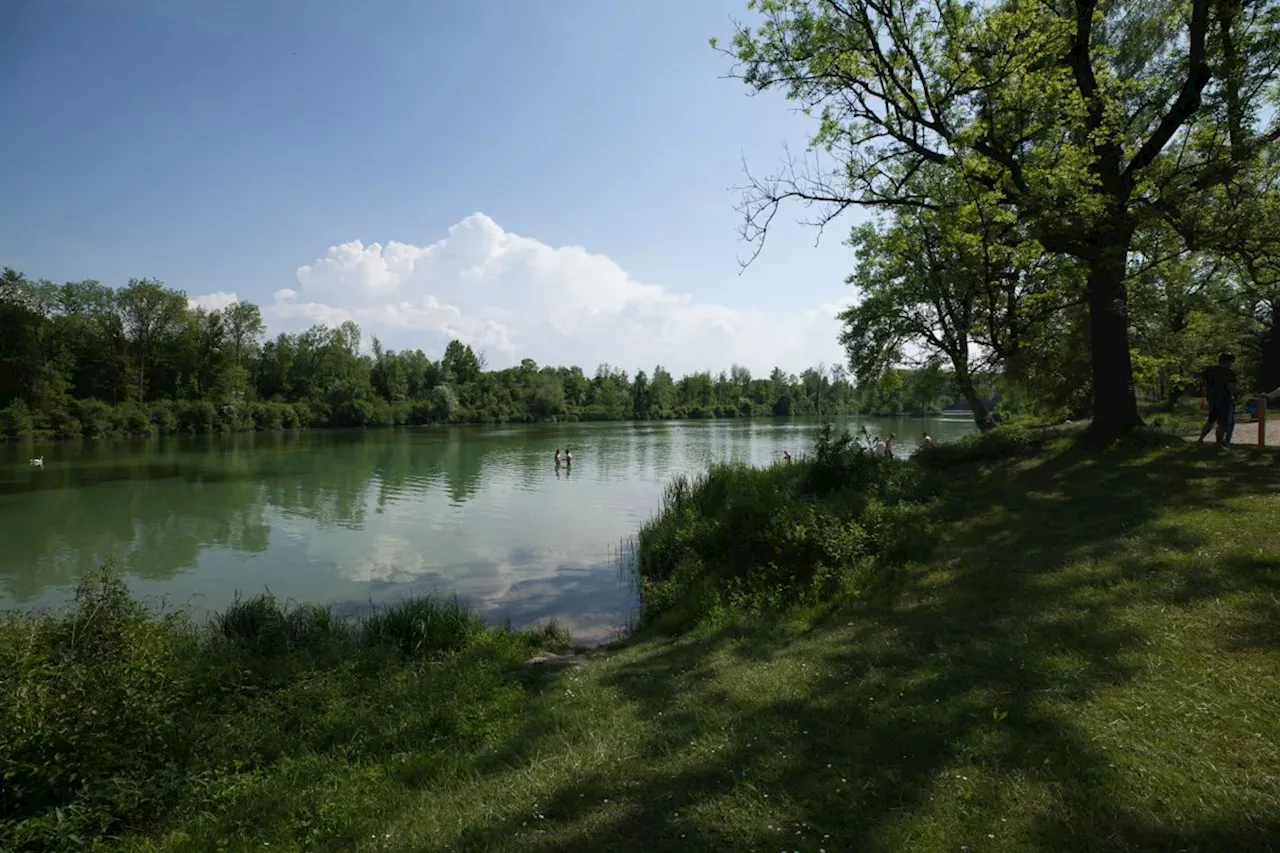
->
left=0, top=0, right=862, bottom=374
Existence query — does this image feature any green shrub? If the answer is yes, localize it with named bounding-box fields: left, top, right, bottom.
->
left=0, top=567, right=197, bottom=848
left=914, top=423, right=1047, bottom=468
left=250, top=401, right=285, bottom=431
left=176, top=400, right=217, bottom=434
left=218, top=402, right=250, bottom=432
left=634, top=425, right=934, bottom=629
left=1, top=399, right=34, bottom=439
left=362, top=597, right=484, bottom=659
left=117, top=401, right=153, bottom=436
left=407, top=400, right=435, bottom=425
left=217, top=594, right=346, bottom=657
left=281, top=401, right=309, bottom=428
left=0, top=567, right=567, bottom=851
left=148, top=399, right=179, bottom=434
left=45, top=407, right=82, bottom=439
left=299, top=399, right=328, bottom=427
left=70, top=398, right=113, bottom=438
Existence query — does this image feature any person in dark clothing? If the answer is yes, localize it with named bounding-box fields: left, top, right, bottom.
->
left=1198, top=352, right=1239, bottom=447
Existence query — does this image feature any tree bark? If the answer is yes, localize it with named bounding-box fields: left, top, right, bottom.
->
left=954, top=365, right=995, bottom=432
left=1084, top=240, right=1144, bottom=443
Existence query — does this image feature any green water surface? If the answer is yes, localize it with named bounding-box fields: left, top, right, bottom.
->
left=0, top=417, right=975, bottom=640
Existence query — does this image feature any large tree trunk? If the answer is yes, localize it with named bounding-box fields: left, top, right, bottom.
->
left=1084, top=241, right=1144, bottom=443
left=954, top=364, right=995, bottom=432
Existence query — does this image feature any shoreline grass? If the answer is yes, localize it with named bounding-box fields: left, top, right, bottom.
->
left=3, top=425, right=1278, bottom=851
left=0, top=578, right=569, bottom=851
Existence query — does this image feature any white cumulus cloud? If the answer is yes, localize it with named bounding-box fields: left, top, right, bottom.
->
left=189, top=290, right=239, bottom=311
left=258, top=213, right=850, bottom=376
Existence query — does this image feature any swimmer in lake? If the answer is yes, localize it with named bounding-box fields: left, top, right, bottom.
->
left=554, top=448, right=562, bottom=466
left=565, top=449, right=573, bottom=466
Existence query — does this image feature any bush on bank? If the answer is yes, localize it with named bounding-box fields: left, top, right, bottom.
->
left=633, top=424, right=1052, bottom=630
left=0, top=567, right=569, bottom=851
left=634, top=425, right=931, bottom=629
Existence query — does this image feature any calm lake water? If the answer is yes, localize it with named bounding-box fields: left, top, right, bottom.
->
left=0, top=417, right=975, bottom=641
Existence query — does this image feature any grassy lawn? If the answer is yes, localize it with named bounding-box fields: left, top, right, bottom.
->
left=10, top=434, right=1278, bottom=851
left=345, top=437, right=1279, bottom=853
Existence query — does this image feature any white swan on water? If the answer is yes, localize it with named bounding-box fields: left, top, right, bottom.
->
left=29, top=456, right=43, bottom=467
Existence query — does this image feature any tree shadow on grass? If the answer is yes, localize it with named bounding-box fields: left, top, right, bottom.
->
left=444, top=442, right=1280, bottom=852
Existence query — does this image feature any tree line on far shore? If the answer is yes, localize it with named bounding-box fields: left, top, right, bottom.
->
left=0, top=270, right=988, bottom=440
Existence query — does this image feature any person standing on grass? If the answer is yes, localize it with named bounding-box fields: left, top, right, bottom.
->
left=1198, top=352, right=1239, bottom=447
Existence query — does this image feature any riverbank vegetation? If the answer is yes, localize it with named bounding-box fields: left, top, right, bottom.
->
left=1, top=269, right=988, bottom=441
left=0, top=571, right=569, bottom=851
left=4, top=426, right=1276, bottom=851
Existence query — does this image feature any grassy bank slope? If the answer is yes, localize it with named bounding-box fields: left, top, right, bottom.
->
left=361, top=430, right=1280, bottom=852
left=5, top=428, right=1278, bottom=851
left=0, top=582, right=569, bottom=852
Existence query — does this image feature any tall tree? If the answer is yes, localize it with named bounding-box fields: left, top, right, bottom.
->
left=224, top=301, right=265, bottom=367
left=721, top=0, right=1280, bottom=441
left=841, top=169, right=1074, bottom=429
left=115, top=278, right=187, bottom=400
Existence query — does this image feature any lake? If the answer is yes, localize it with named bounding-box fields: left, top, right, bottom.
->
left=0, top=416, right=976, bottom=641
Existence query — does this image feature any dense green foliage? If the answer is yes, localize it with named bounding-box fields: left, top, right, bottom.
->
left=0, top=268, right=993, bottom=439
left=0, top=568, right=568, bottom=850
left=722, top=0, right=1280, bottom=440
left=634, top=424, right=1044, bottom=629
left=635, top=424, right=930, bottom=628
